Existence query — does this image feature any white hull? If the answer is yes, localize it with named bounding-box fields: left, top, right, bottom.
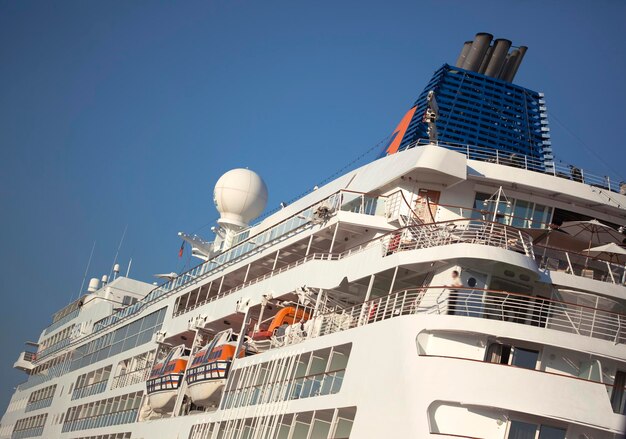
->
left=2, top=144, right=626, bottom=439
left=187, top=380, right=226, bottom=407
left=147, top=390, right=179, bottom=414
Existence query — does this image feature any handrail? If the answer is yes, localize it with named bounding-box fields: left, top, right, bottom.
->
left=380, top=218, right=535, bottom=259
left=71, top=379, right=108, bottom=400
left=91, top=188, right=403, bottom=335
left=228, top=367, right=346, bottom=393
left=31, top=189, right=403, bottom=366
left=173, top=219, right=535, bottom=318
left=302, top=286, right=626, bottom=347
left=535, top=244, right=626, bottom=285
left=44, top=308, right=81, bottom=336
left=111, top=366, right=152, bottom=390
left=409, top=138, right=623, bottom=193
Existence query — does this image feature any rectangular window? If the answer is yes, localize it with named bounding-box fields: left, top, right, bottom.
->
left=538, top=425, right=566, bottom=439
left=510, top=347, right=539, bottom=370
left=507, top=420, right=566, bottom=439
left=486, top=343, right=539, bottom=370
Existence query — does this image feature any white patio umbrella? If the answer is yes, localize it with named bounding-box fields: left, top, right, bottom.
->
left=559, top=219, right=625, bottom=247
left=582, top=243, right=626, bottom=264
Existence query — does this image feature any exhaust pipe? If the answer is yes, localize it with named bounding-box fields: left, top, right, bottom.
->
left=506, top=46, right=528, bottom=82
left=478, top=45, right=494, bottom=74
left=455, top=41, right=473, bottom=68
left=462, top=33, right=493, bottom=72
left=499, top=49, right=520, bottom=82
left=484, top=39, right=512, bottom=78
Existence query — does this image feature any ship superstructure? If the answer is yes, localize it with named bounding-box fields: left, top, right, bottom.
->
left=2, top=34, right=626, bottom=439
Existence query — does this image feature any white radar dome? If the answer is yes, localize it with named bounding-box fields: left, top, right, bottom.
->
left=213, top=168, right=268, bottom=228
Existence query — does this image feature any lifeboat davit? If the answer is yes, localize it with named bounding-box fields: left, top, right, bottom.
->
left=146, top=345, right=188, bottom=413
left=186, top=329, right=241, bottom=407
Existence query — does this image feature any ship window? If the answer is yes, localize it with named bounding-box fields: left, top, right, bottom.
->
left=507, top=420, right=538, bottom=438
left=293, top=411, right=313, bottom=437
left=308, top=348, right=331, bottom=376
left=276, top=414, right=294, bottom=439
left=510, top=347, right=539, bottom=370
left=333, top=407, right=356, bottom=438
left=486, top=343, right=539, bottom=370
left=507, top=420, right=566, bottom=439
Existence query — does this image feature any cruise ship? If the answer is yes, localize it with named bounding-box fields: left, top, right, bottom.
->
left=2, top=33, right=626, bottom=439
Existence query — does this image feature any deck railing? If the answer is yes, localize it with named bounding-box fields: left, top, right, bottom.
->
left=310, top=287, right=626, bottom=345
left=381, top=219, right=535, bottom=259
left=24, top=397, right=53, bottom=413
left=409, top=138, right=623, bottom=194
left=173, top=226, right=405, bottom=318
left=92, top=189, right=404, bottom=334
left=43, top=308, right=80, bottom=336
left=71, top=379, right=108, bottom=400
left=61, top=408, right=138, bottom=433
left=110, top=366, right=152, bottom=390
left=35, top=337, right=73, bottom=362
left=11, top=426, right=45, bottom=439
left=536, top=245, right=626, bottom=285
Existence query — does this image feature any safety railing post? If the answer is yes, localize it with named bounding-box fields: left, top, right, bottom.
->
left=565, top=252, right=574, bottom=274
left=607, top=261, right=616, bottom=284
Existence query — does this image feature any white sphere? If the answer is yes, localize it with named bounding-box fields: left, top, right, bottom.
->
left=213, top=168, right=268, bottom=228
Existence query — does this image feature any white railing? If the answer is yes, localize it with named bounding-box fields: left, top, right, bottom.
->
left=71, top=379, right=108, bottom=400
left=381, top=219, right=535, bottom=259
left=174, top=218, right=534, bottom=318
left=536, top=245, right=626, bottom=286
left=44, top=308, right=80, bottom=335
left=409, top=138, right=623, bottom=193
left=310, top=287, right=626, bottom=345
left=24, top=397, right=53, bottom=413
left=110, top=367, right=152, bottom=390
left=93, top=189, right=403, bottom=334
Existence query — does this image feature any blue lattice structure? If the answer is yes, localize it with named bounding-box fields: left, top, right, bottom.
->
left=387, top=64, right=554, bottom=169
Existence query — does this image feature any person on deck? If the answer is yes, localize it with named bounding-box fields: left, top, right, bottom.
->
left=447, top=270, right=463, bottom=315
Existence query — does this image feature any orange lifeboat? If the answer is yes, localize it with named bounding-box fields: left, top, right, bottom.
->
left=146, top=345, right=188, bottom=413
left=186, top=329, right=241, bottom=407
left=250, top=306, right=310, bottom=341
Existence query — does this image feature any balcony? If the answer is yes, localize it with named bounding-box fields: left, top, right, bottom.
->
left=408, top=139, right=621, bottom=193
left=13, top=351, right=36, bottom=372
left=71, top=379, right=108, bottom=400
left=43, top=307, right=80, bottom=336
left=268, top=286, right=626, bottom=352
left=110, top=366, right=152, bottom=390
left=537, top=245, right=626, bottom=286
left=381, top=219, right=535, bottom=259
left=92, top=190, right=408, bottom=333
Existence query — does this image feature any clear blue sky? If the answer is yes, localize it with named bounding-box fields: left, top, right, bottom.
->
left=1, top=0, right=625, bottom=409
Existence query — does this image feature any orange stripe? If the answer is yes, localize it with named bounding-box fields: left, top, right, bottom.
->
left=385, top=106, right=416, bottom=155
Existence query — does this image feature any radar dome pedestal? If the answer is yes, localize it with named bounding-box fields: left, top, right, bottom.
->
left=214, top=168, right=268, bottom=229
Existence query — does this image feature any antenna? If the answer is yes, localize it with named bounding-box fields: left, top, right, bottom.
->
left=109, top=224, right=128, bottom=282
left=76, top=241, right=96, bottom=300
left=126, top=258, right=133, bottom=278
